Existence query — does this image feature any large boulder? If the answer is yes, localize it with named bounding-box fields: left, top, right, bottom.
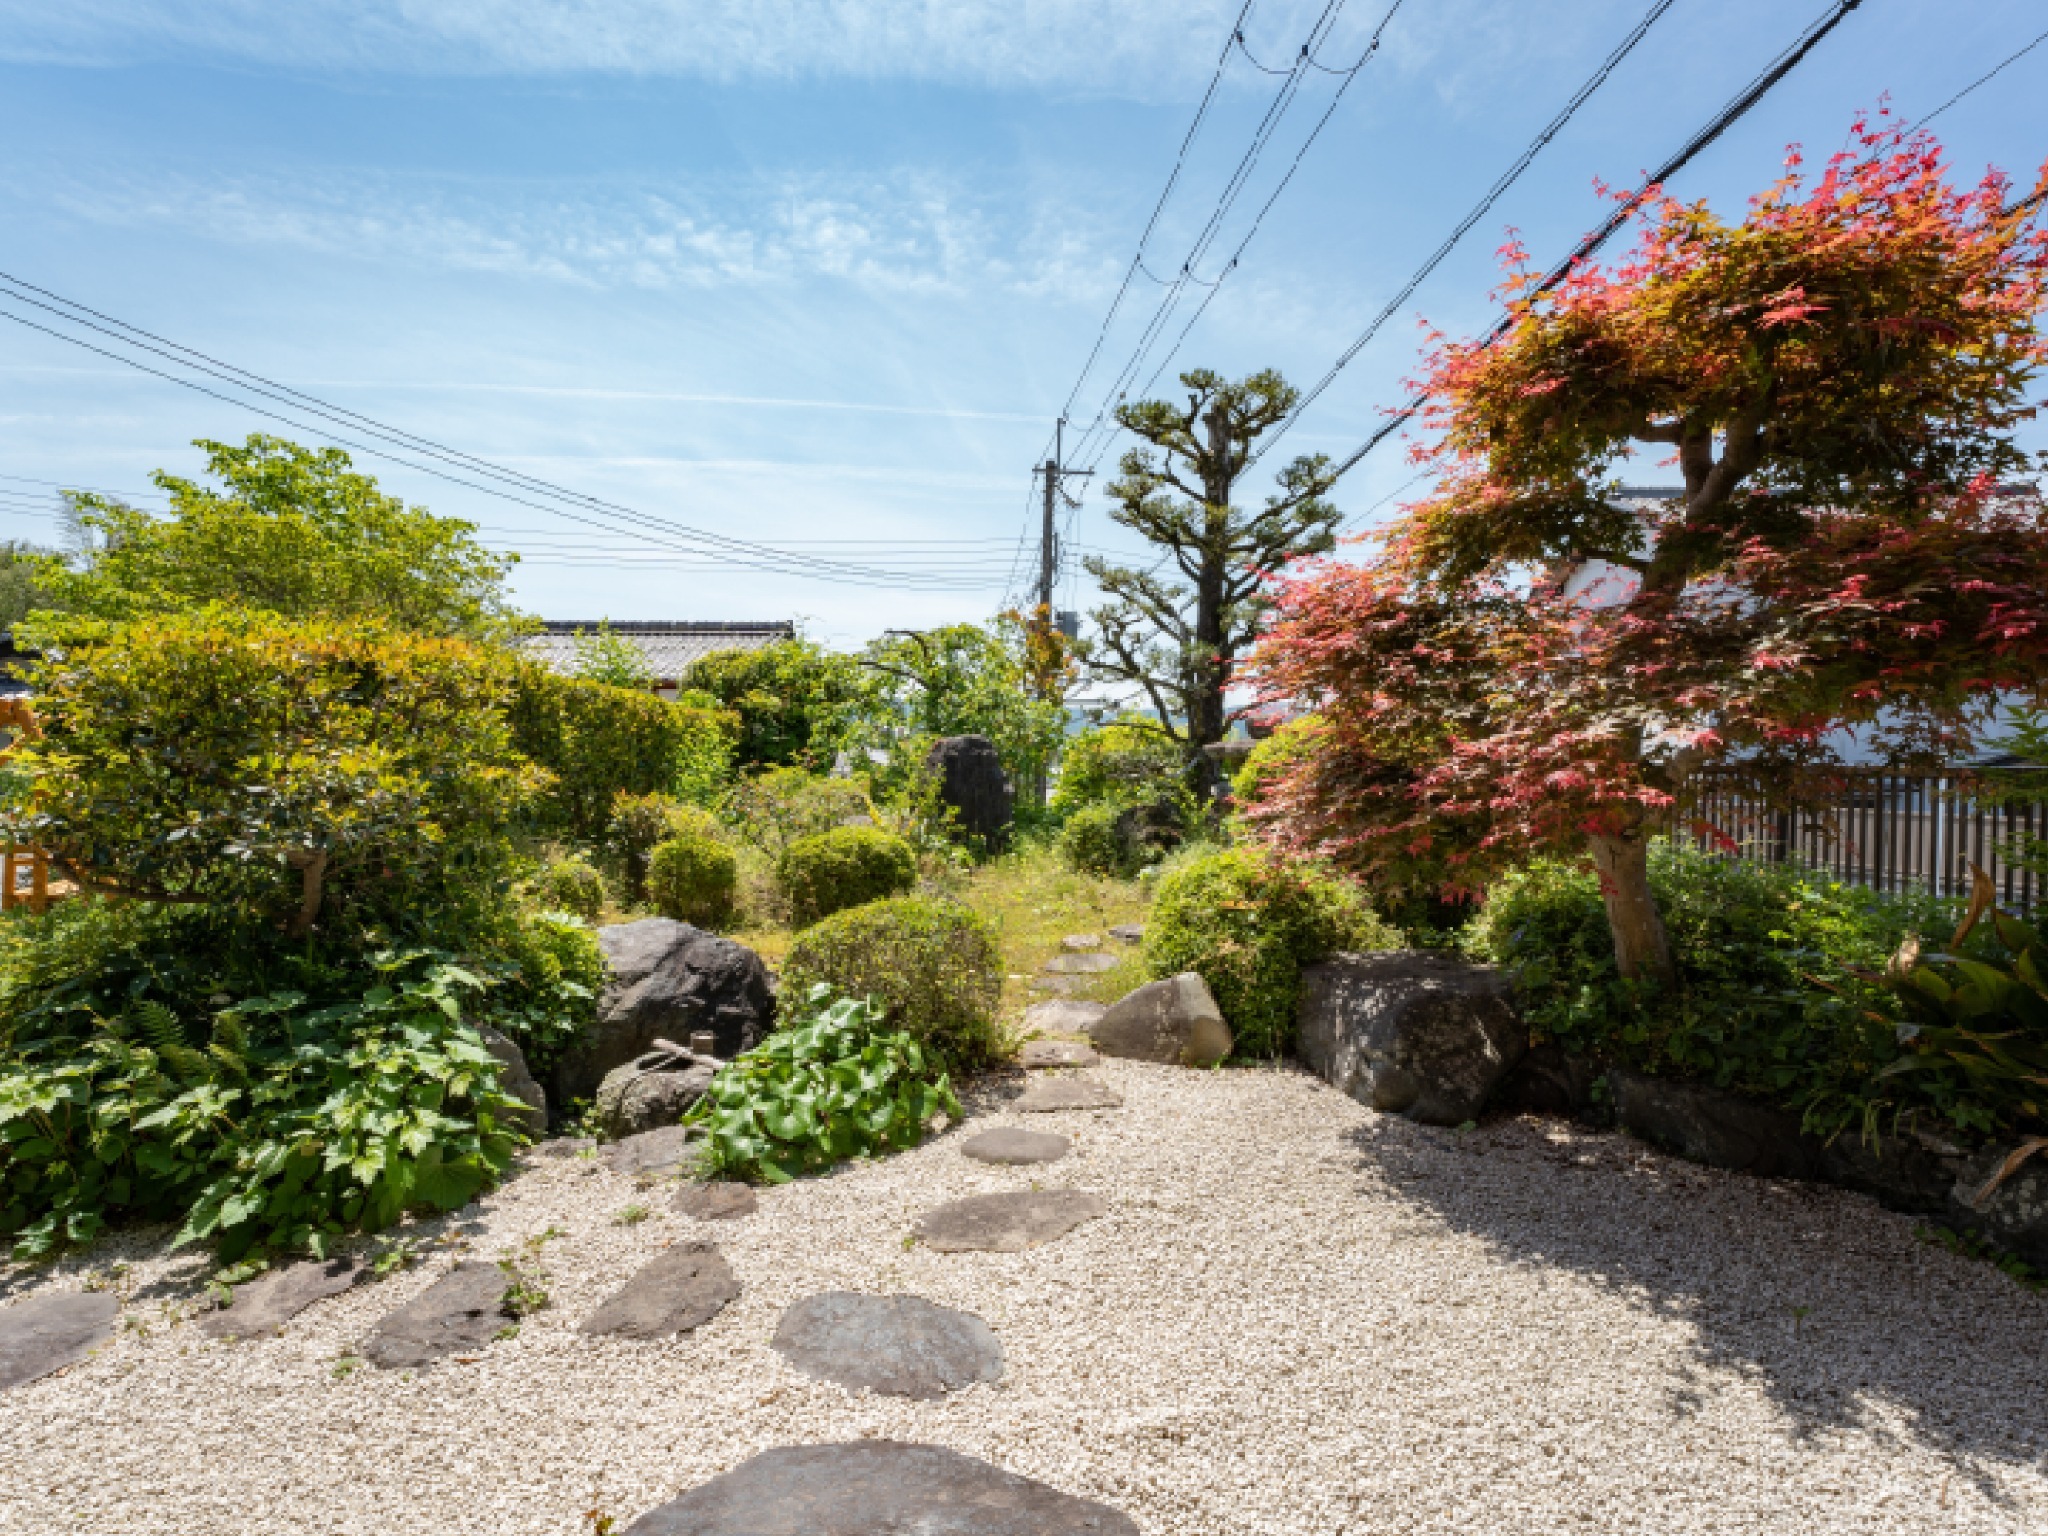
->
left=1608, top=1069, right=1825, bottom=1179
left=554, top=920, right=773, bottom=1107
left=1948, top=1144, right=2048, bottom=1273
left=924, top=735, right=1013, bottom=851
left=1297, top=950, right=1524, bottom=1126
left=473, top=1023, right=546, bottom=1138
left=594, top=1054, right=716, bottom=1139
left=1090, top=972, right=1231, bottom=1067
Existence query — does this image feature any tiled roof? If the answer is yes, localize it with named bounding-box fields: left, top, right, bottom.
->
left=522, top=620, right=794, bottom=683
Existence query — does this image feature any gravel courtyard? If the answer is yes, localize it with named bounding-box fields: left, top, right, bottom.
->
left=4, top=1056, right=2045, bottom=1536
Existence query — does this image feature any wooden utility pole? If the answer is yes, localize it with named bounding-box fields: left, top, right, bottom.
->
left=1038, top=418, right=1090, bottom=614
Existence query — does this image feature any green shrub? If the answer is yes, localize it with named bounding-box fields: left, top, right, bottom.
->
left=1232, top=716, right=1325, bottom=810
left=686, top=987, right=959, bottom=1183
left=647, top=832, right=739, bottom=929
left=779, top=895, right=1005, bottom=1066
left=727, top=768, right=874, bottom=858
left=485, top=909, right=605, bottom=1081
left=1145, top=847, right=1400, bottom=1058
left=535, top=857, right=605, bottom=921
left=679, top=638, right=874, bottom=772
left=1466, top=842, right=2003, bottom=1140
left=607, top=791, right=729, bottom=902
left=776, top=825, right=917, bottom=927
left=1058, top=803, right=1129, bottom=876
left=1050, top=718, right=1187, bottom=816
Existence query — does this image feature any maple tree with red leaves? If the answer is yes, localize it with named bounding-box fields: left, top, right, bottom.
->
left=1244, top=119, right=2048, bottom=986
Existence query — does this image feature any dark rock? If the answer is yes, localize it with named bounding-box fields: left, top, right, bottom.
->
left=771, top=1293, right=1002, bottom=1399
left=1016, top=1077, right=1123, bottom=1112
left=609, top=1124, right=701, bottom=1180
left=596, top=1056, right=715, bottom=1139
left=924, top=735, right=1013, bottom=851
left=1042, top=952, right=1120, bottom=975
left=674, top=1182, right=758, bottom=1221
left=1111, top=801, right=1185, bottom=867
left=621, top=1441, right=1138, bottom=1535
left=1023, top=999, right=1106, bottom=1035
left=1609, top=1070, right=1826, bottom=1179
left=1949, top=1144, right=2048, bottom=1272
left=1108, top=923, right=1145, bottom=945
left=581, top=1242, right=738, bottom=1340
left=474, top=1023, right=547, bottom=1138
left=1297, top=950, right=1525, bottom=1126
left=961, top=1128, right=1070, bottom=1166
left=1091, top=973, right=1231, bottom=1068
left=202, top=1257, right=363, bottom=1341
left=0, top=1292, right=117, bottom=1392
left=362, top=1264, right=513, bottom=1369
left=1490, top=1042, right=1605, bottom=1120
left=915, top=1190, right=1107, bottom=1252
left=1021, top=1039, right=1099, bottom=1068
left=1819, top=1124, right=1971, bottom=1214
left=555, top=920, right=775, bottom=1106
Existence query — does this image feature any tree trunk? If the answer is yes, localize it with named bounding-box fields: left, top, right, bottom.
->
left=1586, top=832, right=1676, bottom=987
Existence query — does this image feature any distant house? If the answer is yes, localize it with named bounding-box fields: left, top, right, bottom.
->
left=522, top=620, right=794, bottom=700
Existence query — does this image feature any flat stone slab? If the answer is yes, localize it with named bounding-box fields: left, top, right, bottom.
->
left=202, top=1257, right=363, bottom=1341
left=1022, top=1039, right=1100, bottom=1068
left=771, top=1292, right=1002, bottom=1399
left=961, top=1127, right=1070, bottom=1166
left=1062, top=933, right=1102, bottom=951
left=1041, top=952, right=1121, bottom=975
left=582, top=1242, right=738, bottom=1340
left=1108, top=924, right=1144, bottom=945
left=0, top=1292, right=118, bottom=1392
left=621, top=1441, right=1138, bottom=1535
left=609, top=1123, right=700, bottom=1179
left=1031, top=975, right=1087, bottom=996
left=362, top=1263, right=513, bottom=1368
left=1016, top=1076, right=1123, bottom=1112
left=915, top=1190, right=1108, bottom=1253
left=673, top=1182, right=757, bottom=1221
left=1023, top=999, right=1107, bottom=1035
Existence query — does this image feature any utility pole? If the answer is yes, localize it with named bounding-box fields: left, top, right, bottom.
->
left=1038, top=417, right=1091, bottom=615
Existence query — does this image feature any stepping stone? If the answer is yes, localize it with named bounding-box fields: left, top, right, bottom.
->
left=1041, top=952, right=1120, bottom=975
left=1023, top=999, right=1106, bottom=1035
left=1031, top=975, right=1087, bottom=996
left=581, top=1242, right=737, bottom=1340
left=1017, top=1076, right=1122, bottom=1112
left=673, top=1182, right=757, bottom=1221
left=532, top=1137, right=598, bottom=1158
left=608, top=1123, right=699, bottom=1179
left=1109, top=923, right=1145, bottom=945
left=362, top=1263, right=513, bottom=1369
left=1061, top=933, right=1102, bottom=951
left=915, top=1190, right=1108, bottom=1253
left=201, top=1257, right=363, bottom=1341
left=0, top=1292, right=118, bottom=1393
left=961, top=1127, right=1070, bottom=1166
left=772, top=1292, right=1002, bottom=1399
left=1021, top=1039, right=1099, bottom=1069
left=621, top=1441, right=1138, bottom=1534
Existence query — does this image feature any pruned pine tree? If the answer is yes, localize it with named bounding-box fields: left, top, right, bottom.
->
left=1081, top=368, right=1338, bottom=784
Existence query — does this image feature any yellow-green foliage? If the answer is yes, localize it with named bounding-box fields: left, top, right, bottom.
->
left=1232, top=716, right=1325, bottom=810
left=1049, top=718, right=1185, bottom=816
left=776, top=826, right=917, bottom=928
left=780, top=896, right=1005, bottom=1066
left=1145, top=847, right=1400, bottom=1058
left=535, top=856, right=605, bottom=922
left=509, top=666, right=730, bottom=840
left=648, top=831, right=739, bottom=930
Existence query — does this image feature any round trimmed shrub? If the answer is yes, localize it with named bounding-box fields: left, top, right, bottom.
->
left=1144, top=847, right=1401, bottom=1059
left=534, top=856, right=605, bottom=922
left=1058, top=803, right=1128, bottom=876
left=779, top=895, right=1004, bottom=1066
left=647, top=830, right=739, bottom=929
left=776, top=825, right=917, bottom=928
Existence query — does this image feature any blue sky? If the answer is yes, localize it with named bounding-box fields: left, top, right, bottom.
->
left=0, top=0, right=2043, bottom=648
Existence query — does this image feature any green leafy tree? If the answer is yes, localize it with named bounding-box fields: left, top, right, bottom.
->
left=570, top=621, right=655, bottom=690
left=0, top=542, right=61, bottom=630
left=857, top=618, right=1068, bottom=791
left=42, top=435, right=527, bottom=639
left=1082, top=368, right=1340, bottom=774
left=680, top=637, right=874, bottom=772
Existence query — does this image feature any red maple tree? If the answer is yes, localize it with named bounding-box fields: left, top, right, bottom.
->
left=1245, top=119, right=2048, bottom=984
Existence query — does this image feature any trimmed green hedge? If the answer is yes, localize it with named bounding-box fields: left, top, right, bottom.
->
left=509, top=665, right=729, bottom=840
left=648, top=830, right=739, bottom=930
left=535, top=856, right=605, bottom=921
left=776, top=825, right=917, bottom=928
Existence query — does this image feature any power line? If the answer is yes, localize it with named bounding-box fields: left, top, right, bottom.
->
left=1916, top=21, right=2048, bottom=127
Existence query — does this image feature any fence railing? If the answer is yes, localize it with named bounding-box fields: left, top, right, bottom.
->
left=1683, top=765, right=2044, bottom=913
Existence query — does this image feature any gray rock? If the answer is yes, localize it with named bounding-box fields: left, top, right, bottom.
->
left=771, top=1292, right=1002, bottom=1399
left=674, top=1182, right=758, bottom=1221
left=1948, top=1144, right=2048, bottom=1273
left=1091, top=973, right=1231, bottom=1068
left=961, top=1128, right=1070, bottom=1166
left=924, top=735, right=1013, bottom=851
left=1609, top=1070, right=1825, bottom=1179
left=474, top=1023, right=547, bottom=1137
left=1108, top=924, right=1145, bottom=945
left=609, top=1123, right=701, bottom=1180
left=620, top=1441, right=1139, bottom=1535
left=1021, top=1039, right=1099, bottom=1068
left=1297, top=950, right=1524, bottom=1126
left=362, top=1264, right=513, bottom=1369
left=0, top=1292, right=117, bottom=1392
left=555, top=920, right=775, bottom=1106
left=1032, top=975, right=1088, bottom=996
left=1016, top=1076, right=1123, bottom=1112
left=201, top=1258, right=363, bottom=1341
left=1024, top=999, right=1107, bottom=1035
left=581, top=1242, right=738, bottom=1340
left=596, top=1057, right=715, bottom=1139
left=916, top=1190, right=1108, bottom=1253
left=1062, top=933, right=1102, bottom=951
left=531, top=1136, right=599, bottom=1159
left=1042, top=952, right=1121, bottom=975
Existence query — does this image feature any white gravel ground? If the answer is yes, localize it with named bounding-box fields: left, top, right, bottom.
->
left=4, top=1057, right=2046, bottom=1536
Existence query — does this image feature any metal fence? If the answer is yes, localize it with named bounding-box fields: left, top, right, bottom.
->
left=1683, top=766, right=2045, bottom=913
